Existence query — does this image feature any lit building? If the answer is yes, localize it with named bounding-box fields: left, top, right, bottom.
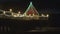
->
left=0, top=2, right=49, bottom=20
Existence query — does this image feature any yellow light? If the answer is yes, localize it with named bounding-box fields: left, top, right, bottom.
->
left=41, top=14, right=44, bottom=16
left=3, top=11, right=5, bottom=14
left=13, top=15, right=17, bottom=17
left=46, top=14, right=49, bottom=17
left=33, top=14, right=35, bottom=16
left=9, top=9, right=12, bottom=12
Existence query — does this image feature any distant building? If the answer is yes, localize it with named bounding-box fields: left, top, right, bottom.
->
left=0, top=2, right=49, bottom=20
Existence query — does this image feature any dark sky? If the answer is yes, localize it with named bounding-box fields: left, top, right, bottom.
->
left=0, top=0, right=60, bottom=13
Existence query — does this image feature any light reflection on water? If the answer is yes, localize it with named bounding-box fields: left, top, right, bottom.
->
left=0, top=26, right=10, bottom=32
left=0, top=26, right=60, bottom=32
left=27, top=27, right=60, bottom=32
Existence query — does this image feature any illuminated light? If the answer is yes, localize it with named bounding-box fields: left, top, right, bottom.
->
left=39, top=14, right=49, bottom=18
left=17, top=11, right=21, bottom=16
left=41, top=14, right=45, bottom=16
left=9, top=9, right=12, bottom=12
left=17, top=14, right=19, bottom=16
left=33, top=13, right=35, bottom=16
left=46, top=14, right=49, bottom=17
left=18, top=11, right=20, bottom=14
left=13, top=15, right=17, bottom=17
left=3, top=11, right=6, bottom=14
left=29, top=14, right=31, bottom=16
left=19, top=15, right=24, bottom=17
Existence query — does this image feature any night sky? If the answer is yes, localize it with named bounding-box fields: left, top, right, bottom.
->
left=0, top=0, right=60, bottom=13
